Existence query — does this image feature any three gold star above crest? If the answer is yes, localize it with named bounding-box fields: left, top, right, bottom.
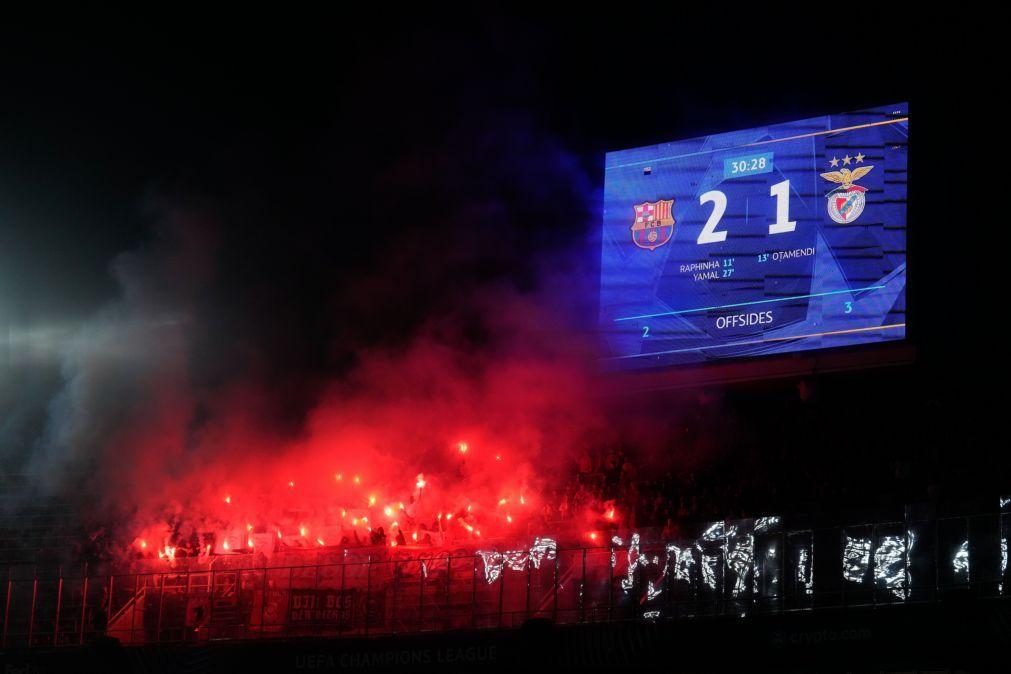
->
left=829, top=152, right=866, bottom=168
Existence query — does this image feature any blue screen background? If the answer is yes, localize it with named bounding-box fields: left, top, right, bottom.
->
left=599, top=103, right=908, bottom=369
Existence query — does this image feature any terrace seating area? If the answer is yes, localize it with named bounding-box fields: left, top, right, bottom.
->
left=0, top=474, right=84, bottom=568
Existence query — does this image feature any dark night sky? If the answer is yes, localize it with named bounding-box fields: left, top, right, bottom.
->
left=0, top=10, right=1002, bottom=462
left=1, top=11, right=954, bottom=320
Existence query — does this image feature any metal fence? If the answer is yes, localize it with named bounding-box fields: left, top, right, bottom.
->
left=2, top=510, right=1009, bottom=648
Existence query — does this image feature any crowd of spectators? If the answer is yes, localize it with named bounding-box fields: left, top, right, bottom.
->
left=539, top=379, right=1009, bottom=536
left=24, top=373, right=1011, bottom=568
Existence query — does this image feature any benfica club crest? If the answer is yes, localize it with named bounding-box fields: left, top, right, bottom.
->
left=630, top=199, right=675, bottom=250
left=820, top=157, right=873, bottom=224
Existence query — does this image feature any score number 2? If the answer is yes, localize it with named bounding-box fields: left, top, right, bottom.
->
left=697, top=179, right=796, bottom=244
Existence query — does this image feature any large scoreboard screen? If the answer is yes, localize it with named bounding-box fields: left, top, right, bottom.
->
left=599, top=103, right=908, bottom=370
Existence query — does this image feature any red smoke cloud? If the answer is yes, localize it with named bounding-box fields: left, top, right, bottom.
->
left=121, top=290, right=628, bottom=559
left=30, top=124, right=684, bottom=563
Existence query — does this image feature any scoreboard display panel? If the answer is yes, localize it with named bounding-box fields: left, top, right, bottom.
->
left=599, top=103, right=908, bottom=369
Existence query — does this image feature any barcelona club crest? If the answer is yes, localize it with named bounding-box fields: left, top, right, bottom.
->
left=820, top=154, right=873, bottom=224
left=630, top=199, right=675, bottom=251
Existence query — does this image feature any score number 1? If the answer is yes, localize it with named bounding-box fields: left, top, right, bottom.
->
left=697, top=179, right=796, bottom=244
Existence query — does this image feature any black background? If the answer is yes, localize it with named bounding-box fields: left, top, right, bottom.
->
left=0, top=9, right=1003, bottom=507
